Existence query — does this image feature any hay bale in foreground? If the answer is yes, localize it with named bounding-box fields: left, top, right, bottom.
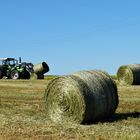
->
left=44, top=70, right=118, bottom=124
left=117, top=64, right=140, bottom=85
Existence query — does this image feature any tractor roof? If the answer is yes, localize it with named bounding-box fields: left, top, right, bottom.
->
left=0, top=58, right=16, bottom=61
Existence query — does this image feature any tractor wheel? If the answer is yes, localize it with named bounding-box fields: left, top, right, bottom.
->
left=22, top=70, right=30, bottom=79
left=10, top=70, right=20, bottom=79
left=25, top=71, right=30, bottom=79
left=37, top=74, right=44, bottom=79
left=0, top=68, right=3, bottom=79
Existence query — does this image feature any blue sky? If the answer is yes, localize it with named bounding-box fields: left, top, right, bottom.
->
left=0, top=0, right=140, bottom=75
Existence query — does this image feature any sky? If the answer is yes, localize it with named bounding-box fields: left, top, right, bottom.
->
left=0, top=0, right=140, bottom=75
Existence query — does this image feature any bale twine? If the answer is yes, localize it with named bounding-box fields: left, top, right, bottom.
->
left=117, top=64, right=140, bottom=85
left=33, top=62, right=49, bottom=75
left=44, top=70, right=118, bottom=124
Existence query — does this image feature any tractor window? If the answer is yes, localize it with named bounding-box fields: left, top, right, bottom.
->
left=14, top=60, right=18, bottom=64
left=1, top=60, right=15, bottom=65
left=9, top=60, right=16, bottom=65
left=10, top=60, right=13, bottom=65
left=6, top=61, right=10, bottom=65
left=0, top=60, right=2, bottom=65
left=2, top=60, right=6, bottom=65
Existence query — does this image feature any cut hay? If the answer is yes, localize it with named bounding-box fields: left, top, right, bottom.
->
left=30, top=73, right=38, bottom=80
left=117, top=64, right=140, bottom=85
left=44, top=70, right=118, bottom=124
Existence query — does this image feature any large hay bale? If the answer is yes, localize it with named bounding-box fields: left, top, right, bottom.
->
left=44, top=70, right=118, bottom=124
left=117, top=64, right=140, bottom=85
left=33, top=62, right=49, bottom=75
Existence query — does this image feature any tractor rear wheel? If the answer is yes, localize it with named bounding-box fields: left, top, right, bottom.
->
left=11, top=70, right=20, bottom=79
left=22, top=70, right=30, bottom=79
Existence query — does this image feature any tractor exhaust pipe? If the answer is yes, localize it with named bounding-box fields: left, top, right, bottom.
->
left=19, top=57, right=21, bottom=63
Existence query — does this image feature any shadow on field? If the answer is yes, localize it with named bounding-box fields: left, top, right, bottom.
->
left=106, top=112, right=140, bottom=122
left=85, top=112, right=140, bottom=125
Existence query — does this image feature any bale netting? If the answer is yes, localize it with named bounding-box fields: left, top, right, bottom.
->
left=44, top=70, right=118, bottom=124
left=117, top=64, right=140, bottom=85
left=33, top=62, right=49, bottom=75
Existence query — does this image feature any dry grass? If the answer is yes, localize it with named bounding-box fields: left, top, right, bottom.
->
left=0, top=79, right=140, bottom=140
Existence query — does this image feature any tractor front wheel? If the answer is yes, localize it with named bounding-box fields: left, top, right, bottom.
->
left=10, top=70, right=20, bottom=79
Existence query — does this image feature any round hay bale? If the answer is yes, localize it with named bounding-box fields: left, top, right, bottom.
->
left=117, top=64, right=140, bottom=85
left=44, top=70, right=118, bottom=124
left=33, top=62, right=49, bottom=75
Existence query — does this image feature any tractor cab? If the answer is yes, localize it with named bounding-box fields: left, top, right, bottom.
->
left=0, top=58, right=18, bottom=66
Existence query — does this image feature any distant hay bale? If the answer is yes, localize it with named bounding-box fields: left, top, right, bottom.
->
left=117, top=64, right=140, bottom=85
left=44, top=70, right=118, bottom=124
left=33, top=62, right=49, bottom=75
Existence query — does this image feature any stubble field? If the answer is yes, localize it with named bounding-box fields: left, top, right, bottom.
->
left=0, top=78, right=140, bottom=140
